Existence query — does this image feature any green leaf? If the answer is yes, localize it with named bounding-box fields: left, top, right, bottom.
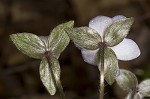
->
left=48, top=21, right=74, bottom=58
left=10, top=33, right=45, bottom=59
left=39, top=57, right=60, bottom=95
left=138, top=79, right=150, bottom=97
left=66, top=27, right=101, bottom=50
left=96, top=48, right=118, bottom=85
left=116, top=69, right=138, bottom=91
left=104, top=18, right=134, bottom=47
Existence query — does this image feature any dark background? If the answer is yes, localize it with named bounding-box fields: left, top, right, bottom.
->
left=0, top=0, right=150, bottom=99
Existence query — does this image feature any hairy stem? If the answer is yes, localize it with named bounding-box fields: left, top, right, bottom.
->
left=99, top=43, right=105, bottom=99
left=45, top=53, right=65, bottom=99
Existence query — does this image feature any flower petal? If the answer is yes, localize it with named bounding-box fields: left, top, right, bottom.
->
left=40, top=36, right=48, bottom=48
left=112, top=15, right=126, bottom=22
left=89, top=16, right=112, bottom=37
left=111, top=38, right=140, bottom=60
left=116, top=67, right=120, bottom=77
left=81, top=48, right=98, bottom=65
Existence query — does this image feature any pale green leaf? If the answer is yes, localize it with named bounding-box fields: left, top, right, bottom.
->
left=139, top=79, right=150, bottom=97
left=48, top=21, right=74, bottom=58
left=116, top=69, right=138, bottom=91
left=66, top=27, right=101, bottom=50
left=97, top=48, right=118, bottom=85
left=39, top=57, right=60, bottom=95
left=10, top=33, right=45, bottom=59
left=104, top=18, right=134, bottom=47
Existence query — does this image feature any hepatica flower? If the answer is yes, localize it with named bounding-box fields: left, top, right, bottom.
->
left=116, top=69, right=150, bottom=99
left=10, top=21, right=74, bottom=96
left=66, top=15, right=140, bottom=85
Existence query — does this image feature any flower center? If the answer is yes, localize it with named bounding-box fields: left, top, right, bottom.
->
left=99, top=42, right=107, bottom=49
left=44, top=51, right=53, bottom=58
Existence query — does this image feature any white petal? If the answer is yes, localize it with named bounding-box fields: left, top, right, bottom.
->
left=39, top=36, right=48, bottom=47
left=111, top=38, right=140, bottom=61
left=40, top=36, right=48, bottom=43
left=116, top=67, right=120, bottom=77
left=112, top=15, right=126, bottom=22
left=89, top=16, right=112, bottom=37
left=81, top=48, right=98, bottom=65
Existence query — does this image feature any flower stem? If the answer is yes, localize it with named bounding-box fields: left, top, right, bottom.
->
left=99, top=43, right=105, bottom=99
left=45, top=52, right=65, bottom=99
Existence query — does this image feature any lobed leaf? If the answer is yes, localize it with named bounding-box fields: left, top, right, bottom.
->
left=48, top=21, right=74, bottom=58
left=66, top=27, right=101, bottom=50
left=138, top=79, right=150, bottom=97
left=10, top=33, right=45, bottom=59
left=104, top=18, right=134, bottom=47
left=96, top=48, right=118, bottom=85
left=116, top=69, right=138, bottom=91
left=39, top=57, right=61, bottom=95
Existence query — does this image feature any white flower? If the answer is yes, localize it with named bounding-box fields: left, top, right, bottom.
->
left=81, top=15, right=141, bottom=65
